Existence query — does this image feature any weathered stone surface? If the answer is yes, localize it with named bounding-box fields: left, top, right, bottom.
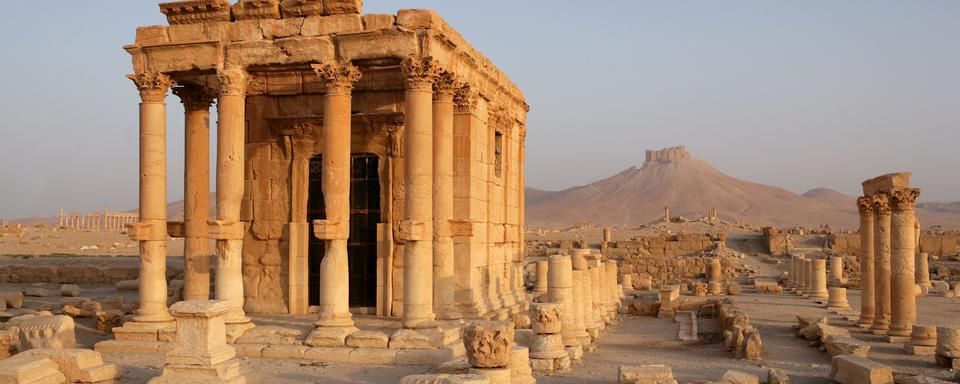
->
left=305, top=325, right=358, bottom=347
left=95, top=310, right=124, bottom=333
left=345, top=330, right=390, bottom=348
left=59, top=284, right=80, bottom=297
left=399, top=374, right=490, bottom=384
left=363, top=14, right=395, bottom=30
left=618, top=364, right=678, bottom=384
left=532, top=303, right=562, bottom=334
left=24, top=287, right=55, bottom=297
left=767, top=368, right=789, bottom=384
left=17, top=315, right=76, bottom=350
left=0, top=329, right=18, bottom=359
left=936, top=326, right=960, bottom=358
left=301, top=14, right=362, bottom=36
left=463, top=321, right=514, bottom=368
left=115, top=279, right=139, bottom=291
left=509, top=346, right=536, bottom=384
left=727, top=283, right=742, bottom=296
left=0, top=291, right=24, bottom=309
left=21, top=348, right=119, bottom=383
left=0, top=353, right=66, bottom=384
left=826, top=335, right=871, bottom=357
left=389, top=328, right=446, bottom=350
left=719, top=370, right=760, bottom=384
left=829, top=355, right=894, bottom=384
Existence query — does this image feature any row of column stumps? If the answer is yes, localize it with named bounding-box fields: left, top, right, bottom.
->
left=855, top=180, right=922, bottom=340
left=57, top=208, right=138, bottom=231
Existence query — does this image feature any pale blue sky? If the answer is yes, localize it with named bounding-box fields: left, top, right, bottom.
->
left=1, top=1, right=958, bottom=218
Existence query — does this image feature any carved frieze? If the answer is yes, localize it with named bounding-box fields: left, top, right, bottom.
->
left=159, top=0, right=231, bottom=25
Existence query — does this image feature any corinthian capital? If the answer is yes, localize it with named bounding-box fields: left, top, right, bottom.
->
left=173, top=85, right=217, bottom=111
left=433, top=72, right=463, bottom=101
left=217, top=67, right=250, bottom=96
left=311, top=63, right=362, bottom=96
left=454, top=85, right=480, bottom=114
left=128, top=73, right=175, bottom=103
left=402, top=57, right=442, bottom=91
left=856, top=196, right=874, bottom=215
left=889, top=188, right=921, bottom=212
left=872, top=193, right=891, bottom=215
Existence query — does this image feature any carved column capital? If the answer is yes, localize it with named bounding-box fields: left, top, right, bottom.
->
left=402, top=57, right=442, bottom=91
left=454, top=85, right=480, bottom=114
left=872, top=193, right=891, bottom=216
left=433, top=72, right=463, bottom=101
left=889, top=188, right=921, bottom=212
left=311, top=63, right=362, bottom=96
left=857, top=196, right=875, bottom=215
left=128, top=73, right=175, bottom=103
left=217, top=67, right=250, bottom=97
left=173, top=85, right=217, bottom=111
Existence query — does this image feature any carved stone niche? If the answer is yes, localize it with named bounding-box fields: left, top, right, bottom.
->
left=232, top=0, right=281, bottom=20
left=159, top=0, right=232, bottom=25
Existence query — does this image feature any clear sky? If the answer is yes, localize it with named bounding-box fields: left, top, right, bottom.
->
left=0, top=1, right=958, bottom=219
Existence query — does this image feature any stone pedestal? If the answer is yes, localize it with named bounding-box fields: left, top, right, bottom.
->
left=829, top=256, right=844, bottom=286
left=888, top=188, right=920, bottom=338
left=857, top=196, right=876, bottom=327
left=529, top=303, right=570, bottom=373
left=533, top=261, right=548, bottom=294
left=809, top=259, right=829, bottom=299
left=903, top=325, right=937, bottom=355
left=935, top=326, right=960, bottom=369
left=827, top=287, right=850, bottom=309
left=870, top=193, right=892, bottom=334
left=707, top=258, right=724, bottom=295
left=148, top=300, right=246, bottom=383
left=509, top=346, right=536, bottom=384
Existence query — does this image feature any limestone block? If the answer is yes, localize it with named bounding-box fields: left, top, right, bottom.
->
left=24, top=287, right=55, bottom=297
left=898, top=376, right=954, bottom=384
left=345, top=330, right=389, bottom=348
left=509, top=347, right=536, bottom=384
left=279, top=0, right=323, bottom=17
left=829, top=355, right=893, bottom=384
left=363, top=14, right=395, bottom=30
left=337, top=29, right=418, bottom=61
left=738, top=329, right=762, bottom=360
left=719, top=370, right=760, bottom=384
left=225, top=37, right=335, bottom=68
left=62, top=306, right=83, bottom=318
left=618, top=364, right=678, bottom=384
left=348, top=348, right=398, bottom=365
left=324, top=0, right=362, bottom=15
left=306, top=326, right=359, bottom=347
left=18, top=315, right=76, bottom=350
left=260, top=17, right=303, bottom=39
left=0, top=329, right=18, bottom=359
left=463, top=321, right=514, bottom=368
left=95, top=311, right=124, bottom=333
left=301, top=14, right=362, bottom=36
left=826, top=335, right=871, bottom=357
left=115, top=279, right=139, bottom=291
left=727, top=283, right=741, bottom=295
left=437, top=357, right=471, bottom=374
left=59, top=285, right=80, bottom=297
left=936, top=326, right=960, bottom=358
left=0, top=291, right=24, bottom=309
left=767, top=368, right=789, bottom=384
left=302, top=347, right=351, bottom=363
left=532, top=303, right=562, bottom=334
left=528, top=333, right=566, bottom=359
left=389, top=328, right=447, bottom=350
left=396, top=9, right=441, bottom=29
left=467, top=367, right=510, bottom=384
left=399, top=374, right=490, bottom=384
left=20, top=348, right=118, bottom=383
left=0, top=353, right=66, bottom=384
left=262, top=344, right=308, bottom=359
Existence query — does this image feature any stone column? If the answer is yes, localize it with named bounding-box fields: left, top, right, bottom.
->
left=707, top=258, right=723, bottom=295
left=125, top=73, right=175, bottom=327
left=606, top=260, right=619, bottom=313
left=310, top=63, right=361, bottom=329
left=803, top=259, right=813, bottom=295
left=585, top=254, right=606, bottom=327
left=857, top=196, right=876, bottom=327
left=571, top=269, right=590, bottom=346
left=889, top=188, right=921, bottom=338
left=827, top=287, right=850, bottom=309
left=547, top=254, right=579, bottom=351
left=213, top=68, right=252, bottom=333
left=533, top=260, right=548, bottom=294
left=173, top=86, right=216, bottom=301
left=829, top=256, right=843, bottom=286
left=432, top=72, right=460, bottom=320
left=916, top=252, right=932, bottom=289
left=809, top=258, right=828, bottom=299
left=400, top=58, right=440, bottom=328
left=871, top=193, right=892, bottom=333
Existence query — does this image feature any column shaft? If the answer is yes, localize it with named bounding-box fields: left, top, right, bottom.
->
left=175, top=86, right=214, bottom=301
left=857, top=197, right=876, bottom=326
left=889, top=188, right=920, bottom=337
left=871, top=193, right=892, bottom=332
left=432, top=73, right=458, bottom=320
left=401, top=58, right=440, bottom=328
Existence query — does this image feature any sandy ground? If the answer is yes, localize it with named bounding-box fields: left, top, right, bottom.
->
left=0, top=225, right=185, bottom=257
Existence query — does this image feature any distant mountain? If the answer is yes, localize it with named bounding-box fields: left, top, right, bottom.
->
left=525, top=146, right=960, bottom=229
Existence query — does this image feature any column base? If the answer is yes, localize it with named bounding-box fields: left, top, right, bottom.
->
left=148, top=359, right=246, bottom=384
left=113, top=321, right=176, bottom=342
left=315, top=312, right=355, bottom=328
left=884, top=335, right=911, bottom=344
left=903, top=344, right=936, bottom=356
left=869, top=327, right=890, bottom=335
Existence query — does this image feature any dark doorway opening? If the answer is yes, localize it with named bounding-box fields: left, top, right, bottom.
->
left=308, top=154, right=381, bottom=308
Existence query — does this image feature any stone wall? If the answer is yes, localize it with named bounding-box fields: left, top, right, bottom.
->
left=605, top=233, right=724, bottom=259
left=828, top=231, right=959, bottom=257
left=0, top=265, right=181, bottom=285
left=761, top=227, right=788, bottom=257
left=607, top=233, right=733, bottom=288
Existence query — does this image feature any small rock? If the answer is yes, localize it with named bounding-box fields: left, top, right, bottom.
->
left=60, top=284, right=80, bottom=297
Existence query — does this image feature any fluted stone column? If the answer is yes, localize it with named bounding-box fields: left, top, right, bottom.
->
left=871, top=193, right=892, bottom=333
left=585, top=254, right=606, bottom=327
left=809, top=258, right=828, bottom=299
left=571, top=269, right=590, bottom=346
left=308, top=63, right=362, bottom=329
left=917, top=252, right=932, bottom=289
left=889, top=188, right=921, bottom=338
left=173, top=86, right=216, bottom=301
left=127, top=72, right=175, bottom=326
left=433, top=72, right=460, bottom=320
left=400, top=58, right=440, bottom=328
left=547, top=254, right=580, bottom=349
left=533, top=261, right=549, bottom=294
left=829, top=256, right=843, bottom=286
left=213, top=68, right=252, bottom=331
left=857, top=197, right=876, bottom=327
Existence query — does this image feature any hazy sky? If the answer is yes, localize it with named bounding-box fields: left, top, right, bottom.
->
left=1, top=1, right=958, bottom=219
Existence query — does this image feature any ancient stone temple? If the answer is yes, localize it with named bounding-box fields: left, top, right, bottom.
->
left=116, top=0, right=528, bottom=343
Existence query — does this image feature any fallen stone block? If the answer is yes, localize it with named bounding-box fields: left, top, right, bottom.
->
left=115, top=279, right=138, bottom=291
left=0, top=291, right=25, bottom=309
left=829, top=355, right=894, bottom=384
left=727, top=283, right=742, bottom=296
left=618, top=364, right=678, bottom=384
left=719, top=370, right=760, bottom=384
left=796, top=315, right=827, bottom=330
left=23, top=287, right=54, bottom=298
left=3, top=311, right=54, bottom=330
left=95, top=310, right=123, bottom=333
left=17, top=315, right=76, bottom=350
left=826, top=335, right=871, bottom=357
left=897, top=375, right=954, bottom=384
left=59, top=285, right=80, bottom=297
left=767, top=368, right=789, bottom=384
left=463, top=321, right=513, bottom=368
left=0, top=329, right=19, bottom=359
left=0, top=353, right=67, bottom=384
left=21, top=348, right=118, bottom=383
